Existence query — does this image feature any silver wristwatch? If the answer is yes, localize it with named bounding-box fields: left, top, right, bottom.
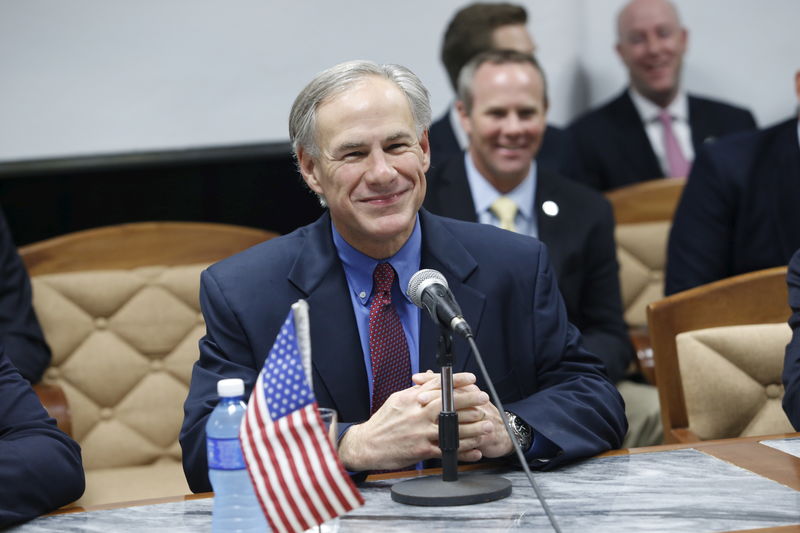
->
left=504, top=410, right=533, bottom=452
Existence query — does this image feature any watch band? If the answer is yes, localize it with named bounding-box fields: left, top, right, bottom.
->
left=504, top=410, right=533, bottom=452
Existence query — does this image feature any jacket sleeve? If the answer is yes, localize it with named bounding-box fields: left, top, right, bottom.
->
left=783, top=249, right=800, bottom=430
left=0, top=208, right=51, bottom=383
left=505, top=245, right=627, bottom=469
left=0, top=345, right=84, bottom=527
left=179, top=268, right=261, bottom=493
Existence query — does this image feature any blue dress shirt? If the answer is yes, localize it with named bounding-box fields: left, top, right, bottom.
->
left=331, top=216, right=422, bottom=408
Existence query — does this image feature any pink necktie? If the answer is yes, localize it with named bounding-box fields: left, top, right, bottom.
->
left=658, top=110, right=690, bottom=178
left=368, top=263, right=411, bottom=414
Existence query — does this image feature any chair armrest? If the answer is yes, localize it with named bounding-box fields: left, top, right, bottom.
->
left=669, top=428, right=701, bottom=443
left=33, top=383, right=72, bottom=437
left=629, top=326, right=656, bottom=386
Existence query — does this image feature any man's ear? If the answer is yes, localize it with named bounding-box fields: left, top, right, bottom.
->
left=297, top=146, right=324, bottom=196
left=456, top=100, right=472, bottom=139
left=419, top=130, right=431, bottom=172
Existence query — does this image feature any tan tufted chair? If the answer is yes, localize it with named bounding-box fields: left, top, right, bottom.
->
left=19, top=222, right=277, bottom=506
left=647, top=266, right=794, bottom=444
left=606, top=177, right=686, bottom=383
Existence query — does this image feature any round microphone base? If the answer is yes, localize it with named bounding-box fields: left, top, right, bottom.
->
left=390, top=474, right=511, bottom=506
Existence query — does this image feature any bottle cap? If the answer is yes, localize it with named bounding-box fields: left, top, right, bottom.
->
left=217, top=378, right=244, bottom=398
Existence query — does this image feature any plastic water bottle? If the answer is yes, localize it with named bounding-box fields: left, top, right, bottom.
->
left=206, top=378, right=269, bottom=532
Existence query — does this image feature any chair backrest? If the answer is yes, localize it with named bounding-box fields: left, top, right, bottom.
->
left=647, top=266, right=793, bottom=443
left=21, top=221, right=277, bottom=275
left=606, top=177, right=686, bottom=328
left=19, top=221, right=277, bottom=504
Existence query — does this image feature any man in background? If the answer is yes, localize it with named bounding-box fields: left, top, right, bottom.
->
left=425, top=50, right=661, bottom=447
left=666, top=71, right=800, bottom=295
left=568, top=0, right=756, bottom=191
left=430, top=2, right=571, bottom=173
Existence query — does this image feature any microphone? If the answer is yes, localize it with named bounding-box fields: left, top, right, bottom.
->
left=407, top=269, right=472, bottom=338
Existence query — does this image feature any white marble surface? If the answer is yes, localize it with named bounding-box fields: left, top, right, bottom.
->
left=12, top=449, right=800, bottom=533
left=761, top=436, right=800, bottom=459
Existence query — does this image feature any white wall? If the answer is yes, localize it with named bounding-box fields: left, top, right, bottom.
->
left=0, top=0, right=796, bottom=163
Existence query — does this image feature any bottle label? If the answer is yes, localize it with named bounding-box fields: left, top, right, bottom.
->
left=207, top=437, right=246, bottom=470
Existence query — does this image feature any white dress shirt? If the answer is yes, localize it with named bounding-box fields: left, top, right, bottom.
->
left=629, top=88, right=695, bottom=175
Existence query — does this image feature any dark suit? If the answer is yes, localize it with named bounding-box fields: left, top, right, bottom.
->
left=429, top=108, right=574, bottom=175
left=0, top=344, right=84, bottom=526
left=783, top=248, right=800, bottom=429
left=0, top=207, right=51, bottom=383
left=180, top=210, right=626, bottom=493
left=666, top=118, right=800, bottom=295
left=424, top=156, right=633, bottom=383
left=567, top=90, right=757, bottom=191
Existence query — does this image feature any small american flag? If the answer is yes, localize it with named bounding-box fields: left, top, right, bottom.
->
left=239, top=304, right=364, bottom=533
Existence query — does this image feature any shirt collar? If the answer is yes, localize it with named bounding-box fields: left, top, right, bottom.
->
left=629, top=87, right=689, bottom=123
left=331, top=215, right=422, bottom=306
left=464, top=151, right=537, bottom=220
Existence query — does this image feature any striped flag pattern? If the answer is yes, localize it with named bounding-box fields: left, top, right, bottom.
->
left=239, top=308, right=364, bottom=533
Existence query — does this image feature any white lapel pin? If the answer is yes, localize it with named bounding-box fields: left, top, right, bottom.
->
left=542, top=200, right=559, bottom=217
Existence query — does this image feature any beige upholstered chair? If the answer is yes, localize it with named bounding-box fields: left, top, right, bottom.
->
left=20, top=222, right=277, bottom=506
left=606, top=177, right=686, bottom=383
left=647, top=266, right=794, bottom=444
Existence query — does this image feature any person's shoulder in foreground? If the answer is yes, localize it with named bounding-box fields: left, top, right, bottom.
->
left=0, top=206, right=52, bottom=383
left=784, top=248, right=800, bottom=429
left=0, top=344, right=84, bottom=527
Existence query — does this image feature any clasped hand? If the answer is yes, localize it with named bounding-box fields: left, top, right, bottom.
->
left=338, top=371, right=513, bottom=471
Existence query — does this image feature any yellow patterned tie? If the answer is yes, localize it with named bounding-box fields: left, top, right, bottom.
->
left=490, top=196, right=518, bottom=233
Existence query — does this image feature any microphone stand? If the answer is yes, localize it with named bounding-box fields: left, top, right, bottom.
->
left=390, top=326, right=512, bottom=506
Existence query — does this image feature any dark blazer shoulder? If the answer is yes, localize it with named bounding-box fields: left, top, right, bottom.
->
left=687, top=93, right=756, bottom=122
left=429, top=110, right=461, bottom=171
left=423, top=209, right=543, bottom=258
left=538, top=169, right=612, bottom=211
left=569, top=90, right=633, bottom=130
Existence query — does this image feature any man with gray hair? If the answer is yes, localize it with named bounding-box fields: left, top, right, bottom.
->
left=180, top=60, right=625, bottom=490
left=568, top=0, right=756, bottom=191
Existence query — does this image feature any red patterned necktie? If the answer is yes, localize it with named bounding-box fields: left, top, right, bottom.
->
left=369, top=262, right=411, bottom=414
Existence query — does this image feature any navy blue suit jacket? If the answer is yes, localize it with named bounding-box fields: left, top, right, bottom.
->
left=567, top=90, right=757, bottom=191
left=666, top=118, right=800, bottom=295
left=0, top=207, right=51, bottom=383
left=428, top=108, right=575, bottom=176
left=180, top=210, right=626, bottom=493
left=0, top=344, right=84, bottom=526
left=424, top=156, right=633, bottom=383
left=783, top=248, right=800, bottom=429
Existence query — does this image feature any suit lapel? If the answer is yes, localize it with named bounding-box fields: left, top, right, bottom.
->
left=287, top=213, right=370, bottom=420
left=424, top=156, right=480, bottom=222
left=613, top=91, right=664, bottom=180
left=610, top=91, right=663, bottom=180
left=417, top=210, right=486, bottom=373
left=688, top=95, right=725, bottom=148
left=534, top=170, right=564, bottom=270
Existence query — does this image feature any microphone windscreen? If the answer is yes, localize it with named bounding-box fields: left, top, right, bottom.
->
left=407, top=269, right=448, bottom=307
